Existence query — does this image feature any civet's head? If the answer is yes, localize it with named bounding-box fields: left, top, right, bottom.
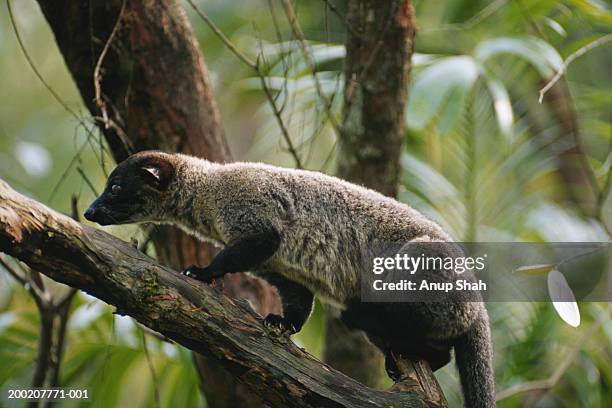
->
left=85, top=151, right=175, bottom=226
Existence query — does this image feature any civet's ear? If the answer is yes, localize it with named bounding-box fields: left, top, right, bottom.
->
left=139, top=156, right=174, bottom=190
left=142, top=167, right=161, bottom=183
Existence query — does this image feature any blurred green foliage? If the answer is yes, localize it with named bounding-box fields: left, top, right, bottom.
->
left=0, top=0, right=610, bottom=407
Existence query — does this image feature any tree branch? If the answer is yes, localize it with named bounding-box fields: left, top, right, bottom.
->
left=539, top=34, right=612, bottom=103
left=0, top=178, right=435, bottom=408
left=47, top=289, right=75, bottom=392
left=29, top=312, right=53, bottom=408
left=0, top=255, right=26, bottom=285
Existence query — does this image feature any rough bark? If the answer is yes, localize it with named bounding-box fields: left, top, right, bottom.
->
left=324, top=0, right=418, bottom=389
left=0, top=178, right=437, bottom=408
left=36, top=0, right=228, bottom=162
left=338, top=0, right=415, bottom=196
left=34, top=1, right=278, bottom=406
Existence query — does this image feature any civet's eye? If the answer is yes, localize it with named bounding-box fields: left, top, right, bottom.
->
left=111, top=184, right=122, bottom=195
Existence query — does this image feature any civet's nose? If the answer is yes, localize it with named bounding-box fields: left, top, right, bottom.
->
left=84, top=206, right=96, bottom=221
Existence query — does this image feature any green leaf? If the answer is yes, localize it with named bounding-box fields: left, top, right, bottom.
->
left=406, top=56, right=479, bottom=131
left=412, top=53, right=440, bottom=67
left=474, top=36, right=563, bottom=78
left=542, top=17, right=567, bottom=37
left=483, top=76, right=514, bottom=138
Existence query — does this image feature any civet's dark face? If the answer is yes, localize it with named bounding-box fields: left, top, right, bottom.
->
left=84, top=152, right=175, bottom=226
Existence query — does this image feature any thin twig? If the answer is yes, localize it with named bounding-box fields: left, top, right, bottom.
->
left=90, top=1, right=134, bottom=156
left=0, top=256, right=26, bottom=285
left=515, top=0, right=546, bottom=38
left=90, top=115, right=132, bottom=153
left=496, top=307, right=611, bottom=401
left=28, top=269, right=51, bottom=308
left=76, top=166, right=100, bottom=197
left=70, top=195, right=81, bottom=222
left=7, top=3, right=112, bottom=202
left=186, top=0, right=304, bottom=168
left=49, top=126, right=91, bottom=204
left=27, top=269, right=55, bottom=399
left=47, top=289, right=75, bottom=394
left=7, top=0, right=108, bottom=149
left=266, top=0, right=293, bottom=115
left=8, top=3, right=105, bottom=135
left=0, top=256, right=50, bottom=310
left=258, top=74, right=304, bottom=168
left=53, top=289, right=78, bottom=314
left=1, top=255, right=60, bottom=397
left=93, top=0, right=127, bottom=129
left=280, top=0, right=342, bottom=137
left=29, top=313, right=53, bottom=395
left=185, top=0, right=256, bottom=68
left=255, top=40, right=304, bottom=169
left=324, top=0, right=330, bottom=44
left=6, top=0, right=80, bottom=119
left=320, top=139, right=339, bottom=172
left=420, top=0, right=507, bottom=33
left=539, top=34, right=612, bottom=103
left=320, top=0, right=361, bottom=38
left=135, top=321, right=172, bottom=342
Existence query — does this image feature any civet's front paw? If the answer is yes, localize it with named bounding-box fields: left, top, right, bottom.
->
left=181, top=265, right=214, bottom=284
left=263, top=314, right=297, bottom=335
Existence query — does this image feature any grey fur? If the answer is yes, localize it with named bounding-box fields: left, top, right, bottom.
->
left=165, top=154, right=453, bottom=302
left=91, top=151, right=496, bottom=407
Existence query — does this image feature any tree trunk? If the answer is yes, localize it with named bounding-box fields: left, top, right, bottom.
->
left=35, top=1, right=279, bottom=406
left=324, top=0, right=416, bottom=388
left=339, top=0, right=415, bottom=196
left=540, top=80, right=599, bottom=218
